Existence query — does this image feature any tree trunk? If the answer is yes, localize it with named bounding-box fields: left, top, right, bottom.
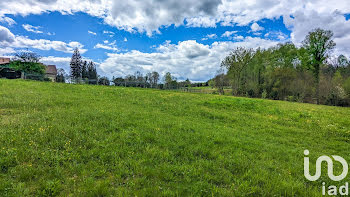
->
left=315, top=63, right=320, bottom=105
left=316, top=76, right=320, bottom=105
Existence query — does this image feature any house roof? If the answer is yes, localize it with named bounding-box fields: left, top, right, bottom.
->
left=46, top=65, right=57, bottom=75
left=0, top=57, right=10, bottom=65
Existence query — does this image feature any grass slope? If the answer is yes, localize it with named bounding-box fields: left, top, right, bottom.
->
left=1, top=79, right=350, bottom=196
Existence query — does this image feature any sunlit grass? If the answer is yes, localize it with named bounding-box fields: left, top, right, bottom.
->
left=0, top=79, right=349, bottom=196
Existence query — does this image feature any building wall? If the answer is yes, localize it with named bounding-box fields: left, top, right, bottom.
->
left=46, top=74, right=56, bottom=82
left=0, top=58, right=10, bottom=65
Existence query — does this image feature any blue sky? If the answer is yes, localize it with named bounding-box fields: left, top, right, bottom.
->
left=0, top=0, right=349, bottom=81
left=4, top=12, right=290, bottom=59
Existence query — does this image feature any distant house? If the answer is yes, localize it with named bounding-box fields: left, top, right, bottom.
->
left=0, top=57, right=10, bottom=66
left=45, top=65, right=57, bottom=81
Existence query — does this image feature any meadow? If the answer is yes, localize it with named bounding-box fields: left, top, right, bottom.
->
left=1, top=79, right=350, bottom=196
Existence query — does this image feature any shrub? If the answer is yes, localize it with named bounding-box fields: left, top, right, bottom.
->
left=261, top=89, right=267, bottom=99
left=344, top=77, right=350, bottom=96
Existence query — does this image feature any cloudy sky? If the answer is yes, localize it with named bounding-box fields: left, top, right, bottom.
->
left=0, top=0, right=350, bottom=81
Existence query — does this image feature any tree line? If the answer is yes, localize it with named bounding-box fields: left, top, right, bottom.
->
left=111, top=71, right=206, bottom=89
left=212, top=28, right=350, bottom=106
left=70, top=48, right=98, bottom=84
left=69, top=49, right=205, bottom=88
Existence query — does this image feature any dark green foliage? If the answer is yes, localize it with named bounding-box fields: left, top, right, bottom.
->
left=216, top=29, right=349, bottom=106
left=178, top=78, right=191, bottom=87
left=98, top=76, right=110, bottom=85
left=113, top=71, right=164, bottom=88
left=112, top=77, right=125, bottom=86
left=9, top=51, right=45, bottom=75
left=70, top=48, right=82, bottom=80
left=69, top=49, right=98, bottom=84
left=87, top=61, right=97, bottom=84
left=81, top=61, right=88, bottom=79
left=9, top=61, right=46, bottom=75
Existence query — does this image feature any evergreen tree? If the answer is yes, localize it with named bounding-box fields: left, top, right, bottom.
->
left=87, top=61, right=97, bottom=84
left=81, top=60, right=88, bottom=79
left=70, top=48, right=82, bottom=81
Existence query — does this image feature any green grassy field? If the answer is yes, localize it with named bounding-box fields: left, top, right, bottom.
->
left=1, top=79, right=350, bottom=196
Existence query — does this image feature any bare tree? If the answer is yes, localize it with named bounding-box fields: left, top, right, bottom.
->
left=12, top=50, right=41, bottom=63
left=213, top=68, right=226, bottom=95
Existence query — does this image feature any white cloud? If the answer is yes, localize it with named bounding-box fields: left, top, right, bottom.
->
left=202, top=33, right=217, bottom=40
left=94, top=43, right=118, bottom=51
left=186, top=17, right=217, bottom=28
left=233, top=35, right=244, bottom=41
left=1, top=0, right=350, bottom=75
left=15, top=37, right=87, bottom=53
left=35, top=37, right=279, bottom=81
left=124, top=37, right=127, bottom=42
left=0, top=0, right=349, bottom=38
left=22, top=24, right=43, bottom=34
left=0, top=47, right=15, bottom=56
left=41, top=56, right=71, bottom=72
left=98, top=38, right=278, bottom=81
left=264, top=31, right=287, bottom=41
left=103, top=31, right=114, bottom=34
left=283, top=10, right=350, bottom=55
left=94, top=39, right=118, bottom=51
left=88, top=30, right=97, bottom=35
left=0, top=16, right=16, bottom=26
left=221, top=31, right=238, bottom=38
left=251, top=22, right=264, bottom=32
left=207, top=34, right=217, bottom=39
left=0, top=25, right=15, bottom=44
left=103, top=30, right=115, bottom=37
left=0, top=25, right=87, bottom=54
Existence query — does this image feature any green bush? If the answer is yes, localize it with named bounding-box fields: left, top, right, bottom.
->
left=261, top=89, right=267, bottom=99
left=344, top=77, right=350, bottom=96
left=9, top=61, right=46, bottom=75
